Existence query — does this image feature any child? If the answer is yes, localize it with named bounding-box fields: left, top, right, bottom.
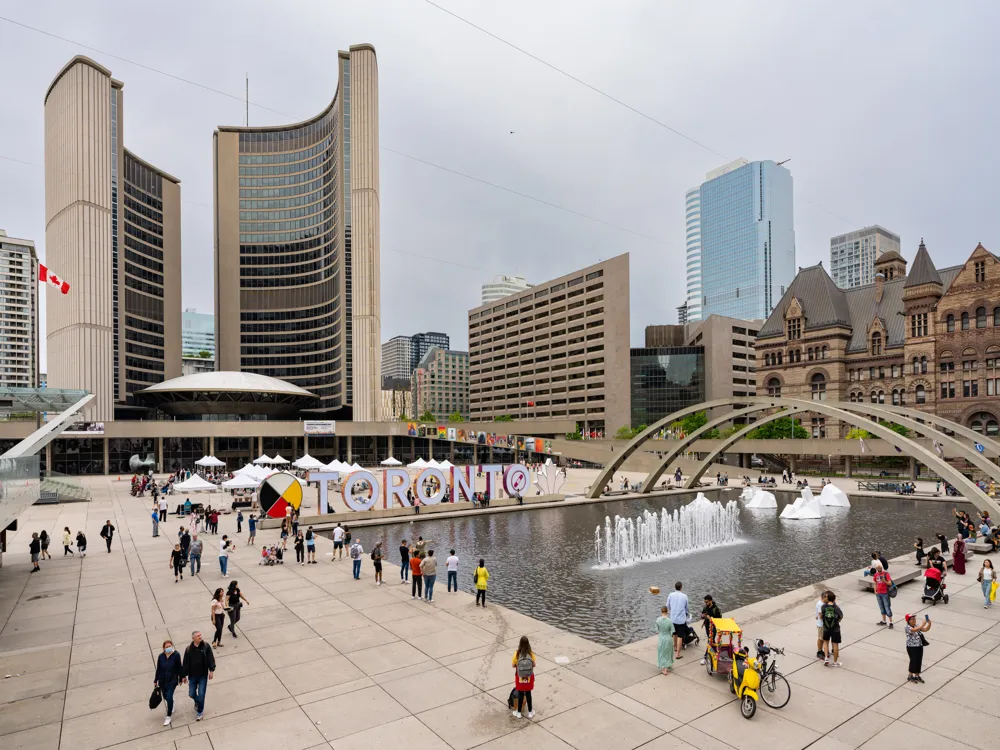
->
left=820, top=591, right=844, bottom=667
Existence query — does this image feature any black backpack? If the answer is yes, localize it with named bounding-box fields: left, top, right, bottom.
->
left=821, top=603, right=839, bottom=630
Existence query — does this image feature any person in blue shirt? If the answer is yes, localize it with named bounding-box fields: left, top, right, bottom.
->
left=665, top=581, right=690, bottom=660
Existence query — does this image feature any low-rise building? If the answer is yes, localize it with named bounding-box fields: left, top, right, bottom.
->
left=411, top=347, right=469, bottom=421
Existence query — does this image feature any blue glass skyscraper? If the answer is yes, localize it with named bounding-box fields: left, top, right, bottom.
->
left=686, top=159, right=795, bottom=321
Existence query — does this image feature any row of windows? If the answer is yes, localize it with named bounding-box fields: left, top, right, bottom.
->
left=124, top=249, right=163, bottom=275
left=238, top=136, right=334, bottom=165
left=124, top=276, right=162, bottom=297
left=125, top=315, right=164, bottom=335
left=123, top=193, right=163, bottom=225
left=239, top=196, right=334, bottom=221
left=238, top=151, right=331, bottom=176
left=124, top=235, right=164, bottom=262
left=946, top=307, right=1000, bottom=332
left=123, top=181, right=163, bottom=212
left=240, top=224, right=334, bottom=244
left=238, top=162, right=333, bottom=188
left=239, top=360, right=342, bottom=377
left=238, top=174, right=330, bottom=198
left=124, top=208, right=163, bottom=237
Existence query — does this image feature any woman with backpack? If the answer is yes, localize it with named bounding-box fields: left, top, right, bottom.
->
left=511, top=636, right=535, bottom=718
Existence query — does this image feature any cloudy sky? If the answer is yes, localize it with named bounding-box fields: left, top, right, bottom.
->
left=2, top=0, right=999, bottom=371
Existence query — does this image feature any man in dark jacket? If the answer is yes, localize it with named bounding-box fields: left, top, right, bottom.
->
left=699, top=595, right=722, bottom=665
left=181, top=630, right=215, bottom=720
left=100, top=520, right=115, bottom=553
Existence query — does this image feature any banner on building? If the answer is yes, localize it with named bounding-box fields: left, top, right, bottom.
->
left=63, top=421, right=104, bottom=435
left=304, top=421, right=336, bottom=436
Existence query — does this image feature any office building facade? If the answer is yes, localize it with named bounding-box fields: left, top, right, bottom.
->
left=690, top=159, right=794, bottom=322
left=683, top=186, right=703, bottom=322
left=410, top=332, right=449, bottom=371
left=381, top=335, right=413, bottom=384
left=411, top=347, right=469, bottom=421
left=482, top=274, right=532, bottom=305
left=468, top=254, right=630, bottom=434
left=629, top=346, right=704, bottom=428
left=182, top=308, right=215, bottom=358
left=44, top=56, right=182, bottom=420
left=830, top=225, right=902, bottom=289
left=214, top=43, right=381, bottom=420
left=0, top=230, right=38, bottom=388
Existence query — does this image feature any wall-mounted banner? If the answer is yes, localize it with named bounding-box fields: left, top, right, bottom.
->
left=311, top=463, right=534, bottom=514
left=304, top=421, right=336, bottom=435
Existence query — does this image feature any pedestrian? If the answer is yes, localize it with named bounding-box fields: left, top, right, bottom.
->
left=180, top=527, right=191, bottom=561
left=344, top=525, right=352, bottom=551
left=422, top=549, right=438, bottom=601
left=410, top=551, right=423, bottom=598
left=29, top=532, right=41, bottom=572
left=821, top=590, right=843, bottom=667
left=414, top=535, right=426, bottom=557
left=953, top=535, right=967, bottom=574
left=372, top=542, right=384, bottom=585
left=349, top=537, right=363, bottom=579
left=935, top=532, right=950, bottom=556
left=159, top=494, right=168, bottom=522
left=666, top=582, right=690, bottom=659
left=181, top=630, right=215, bottom=721
left=170, top=543, right=185, bottom=583
left=39, top=530, right=51, bottom=560
left=219, top=535, right=232, bottom=578
left=871, top=561, right=894, bottom=628
left=247, top=514, right=256, bottom=545
left=75, top=530, right=87, bottom=557
left=699, top=595, right=721, bottom=665
left=511, top=636, right=535, bottom=719
left=904, top=613, right=932, bottom=683
left=294, top=532, right=305, bottom=565
left=100, top=520, right=116, bottom=553
left=236, top=510, right=243, bottom=534
left=291, top=510, right=299, bottom=537
left=446, top=549, right=459, bottom=592
left=152, top=506, right=160, bottom=537
left=399, top=539, right=410, bottom=583
left=977, top=559, right=996, bottom=608
left=153, top=639, right=183, bottom=726
left=914, top=537, right=926, bottom=566
left=305, top=526, right=316, bottom=563
left=62, top=527, right=74, bottom=556
left=210, top=589, right=226, bottom=648
left=226, top=581, right=248, bottom=638
left=656, top=605, right=675, bottom=675
left=210, top=510, right=219, bottom=536
left=332, top=522, right=345, bottom=559
left=280, top=519, right=289, bottom=550
left=474, top=558, right=489, bottom=607
left=189, top=534, right=203, bottom=575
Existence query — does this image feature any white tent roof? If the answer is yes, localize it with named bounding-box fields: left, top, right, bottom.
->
left=234, top=463, right=257, bottom=475
left=438, top=459, right=454, bottom=469
left=253, top=454, right=274, bottom=465
left=271, top=454, right=289, bottom=464
left=195, top=455, right=225, bottom=467
left=380, top=456, right=403, bottom=466
left=350, top=462, right=363, bottom=472
left=426, top=459, right=441, bottom=468
left=293, top=454, right=324, bottom=469
left=174, top=475, right=218, bottom=492
left=221, top=474, right=260, bottom=490
left=407, top=458, right=428, bottom=469
left=322, top=460, right=344, bottom=472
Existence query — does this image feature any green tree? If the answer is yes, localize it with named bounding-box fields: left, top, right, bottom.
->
left=879, top=420, right=910, bottom=437
left=680, top=411, right=708, bottom=435
left=418, top=410, right=435, bottom=423
left=197, top=350, right=212, bottom=359
left=845, top=427, right=872, bottom=440
left=493, top=414, right=514, bottom=422
left=397, top=413, right=410, bottom=421
left=447, top=411, right=464, bottom=423
left=565, top=430, right=583, bottom=441
left=718, top=425, right=743, bottom=439
left=746, top=417, right=809, bottom=439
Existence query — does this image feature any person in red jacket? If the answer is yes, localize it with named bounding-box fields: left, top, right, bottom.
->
left=871, top=561, right=894, bottom=629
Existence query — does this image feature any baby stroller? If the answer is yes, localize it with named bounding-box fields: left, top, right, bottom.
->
left=921, top=567, right=949, bottom=605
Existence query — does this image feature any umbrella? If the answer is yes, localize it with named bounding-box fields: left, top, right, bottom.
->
left=380, top=457, right=403, bottom=466
left=407, top=458, right=427, bottom=469
left=271, top=454, right=289, bottom=465
left=221, top=474, right=260, bottom=490
left=293, top=454, right=324, bottom=470
left=253, top=454, right=274, bottom=465
left=173, top=475, right=218, bottom=492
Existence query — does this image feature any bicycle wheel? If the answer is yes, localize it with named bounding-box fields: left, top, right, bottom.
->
left=760, top=671, right=791, bottom=709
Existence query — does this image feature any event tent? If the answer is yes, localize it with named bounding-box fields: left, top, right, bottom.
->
left=195, top=455, right=226, bottom=468
left=221, top=474, right=260, bottom=490
left=271, top=454, right=290, bottom=465
left=253, top=454, right=274, bottom=465
left=293, top=454, right=324, bottom=470
left=380, top=457, right=403, bottom=466
left=173, top=475, right=218, bottom=492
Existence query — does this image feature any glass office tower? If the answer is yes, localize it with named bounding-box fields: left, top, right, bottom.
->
left=695, top=159, right=795, bottom=321
left=629, top=346, right=704, bottom=427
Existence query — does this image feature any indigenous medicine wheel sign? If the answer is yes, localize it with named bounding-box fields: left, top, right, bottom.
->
left=259, top=472, right=303, bottom=519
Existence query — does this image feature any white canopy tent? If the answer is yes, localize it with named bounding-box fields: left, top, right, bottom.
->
left=293, top=454, right=325, bottom=470
left=349, top=462, right=363, bottom=472
left=380, top=457, right=403, bottom=466
left=221, top=474, right=260, bottom=490
left=427, top=459, right=441, bottom=468
left=271, top=454, right=290, bottom=465
left=234, top=463, right=258, bottom=476
left=438, top=459, right=454, bottom=470
left=322, top=460, right=345, bottom=472
left=253, top=454, right=274, bottom=465
left=407, top=458, right=428, bottom=469
left=173, top=475, right=218, bottom=493
left=195, top=455, right=226, bottom=468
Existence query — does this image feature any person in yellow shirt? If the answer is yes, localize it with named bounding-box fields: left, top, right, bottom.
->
left=474, top=559, right=489, bottom=608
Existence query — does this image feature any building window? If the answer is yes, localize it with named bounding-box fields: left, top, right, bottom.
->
left=946, top=314, right=955, bottom=332
left=811, top=373, right=826, bottom=401
left=977, top=306, right=987, bottom=328
left=962, top=312, right=970, bottom=331
left=975, top=260, right=986, bottom=282
left=912, top=357, right=919, bottom=375
left=892, top=389, right=900, bottom=405
left=910, top=313, right=928, bottom=338
left=822, top=345, right=828, bottom=359
left=776, top=352, right=783, bottom=365
left=940, top=380, right=955, bottom=399
left=767, top=377, right=781, bottom=397
left=891, top=364, right=899, bottom=378
left=988, top=357, right=1000, bottom=396
left=787, top=318, right=802, bottom=340
left=963, top=379, right=979, bottom=398
left=871, top=332, right=882, bottom=356
left=921, top=356, right=928, bottom=374
left=807, top=348, right=814, bottom=361
left=811, top=417, right=826, bottom=438
left=915, top=384, right=926, bottom=404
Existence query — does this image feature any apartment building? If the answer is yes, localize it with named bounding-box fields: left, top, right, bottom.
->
left=0, top=230, right=38, bottom=388
left=411, top=347, right=469, bottom=421
left=468, top=254, right=630, bottom=434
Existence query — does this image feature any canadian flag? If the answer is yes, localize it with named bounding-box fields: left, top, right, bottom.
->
left=38, top=263, right=70, bottom=294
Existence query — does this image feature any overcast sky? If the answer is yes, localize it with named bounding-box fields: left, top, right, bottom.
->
left=2, top=0, right=999, bottom=372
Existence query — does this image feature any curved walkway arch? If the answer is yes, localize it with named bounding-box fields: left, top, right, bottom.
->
left=856, top=402, right=1000, bottom=455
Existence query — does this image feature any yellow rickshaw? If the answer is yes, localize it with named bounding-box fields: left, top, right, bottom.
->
left=703, top=617, right=742, bottom=678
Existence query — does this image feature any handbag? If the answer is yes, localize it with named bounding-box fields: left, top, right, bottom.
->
left=149, top=686, right=162, bottom=710
left=991, top=580, right=998, bottom=602
left=919, top=633, right=930, bottom=647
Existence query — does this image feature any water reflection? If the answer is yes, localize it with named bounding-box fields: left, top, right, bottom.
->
left=324, top=491, right=969, bottom=647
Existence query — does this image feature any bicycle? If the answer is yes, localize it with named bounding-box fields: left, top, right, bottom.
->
left=754, top=639, right=791, bottom=709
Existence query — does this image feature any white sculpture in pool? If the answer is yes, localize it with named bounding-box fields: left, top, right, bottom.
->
left=739, top=487, right=756, bottom=502
left=779, top=486, right=824, bottom=520
left=819, top=483, right=851, bottom=507
left=745, top=489, right=777, bottom=508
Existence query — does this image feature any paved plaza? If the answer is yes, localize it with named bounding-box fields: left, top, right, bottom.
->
left=2, top=476, right=1000, bottom=750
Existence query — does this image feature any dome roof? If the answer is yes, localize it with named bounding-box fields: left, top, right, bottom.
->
left=136, top=371, right=319, bottom=417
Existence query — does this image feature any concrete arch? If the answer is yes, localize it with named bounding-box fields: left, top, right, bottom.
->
left=638, top=405, right=792, bottom=493
left=856, top=402, right=1000, bottom=455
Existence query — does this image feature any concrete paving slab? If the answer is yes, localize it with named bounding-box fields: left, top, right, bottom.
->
left=416, top=692, right=523, bottom=750
left=566, top=650, right=661, bottom=692
left=381, top=665, right=479, bottom=713
left=538, top=699, right=664, bottom=750
left=301, top=684, right=409, bottom=742
left=330, top=715, right=452, bottom=750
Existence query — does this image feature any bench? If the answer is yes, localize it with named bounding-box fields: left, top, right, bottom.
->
left=857, top=548, right=974, bottom=590
left=36, top=491, right=59, bottom=505
left=968, top=541, right=996, bottom=554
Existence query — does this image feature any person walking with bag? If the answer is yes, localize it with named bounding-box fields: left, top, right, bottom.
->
left=181, top=630, right=215, bottom=721
left=978, top=559, right=997, bottom=608
left=226, top=581, right=249, bottom=638
left=153, top=639, right=183, bottom=726
left=39, top=530, right=51, bottom=560
left=350, top=538, right=364, bottom=579
left=511, top=636, right=536, bottom=719
left=372, top=542, right=384, bottom=585
left=170, top=543, right=185, bottom=583
left=75, top=530, right=87, bottom=557
left=219, top=535, right=232, bottom=578
left=210, top=589, right=226, bottom=649
left=29, top=533, right=41, bottom=572
left=904, top=613, right=932, bottom=683
left=62, top=527, right=74, bottom=556
left=474, top=559, right=490, bottom=607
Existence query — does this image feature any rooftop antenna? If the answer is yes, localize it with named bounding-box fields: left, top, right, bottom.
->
left=777, top=158, right=791, bottom=166
left=245, top=73, right=249, bottom=126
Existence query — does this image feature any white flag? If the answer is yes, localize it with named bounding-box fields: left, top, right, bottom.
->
left=859, top=438, right=868, bottom=454
left=933, top=440, right=944, bottom=458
